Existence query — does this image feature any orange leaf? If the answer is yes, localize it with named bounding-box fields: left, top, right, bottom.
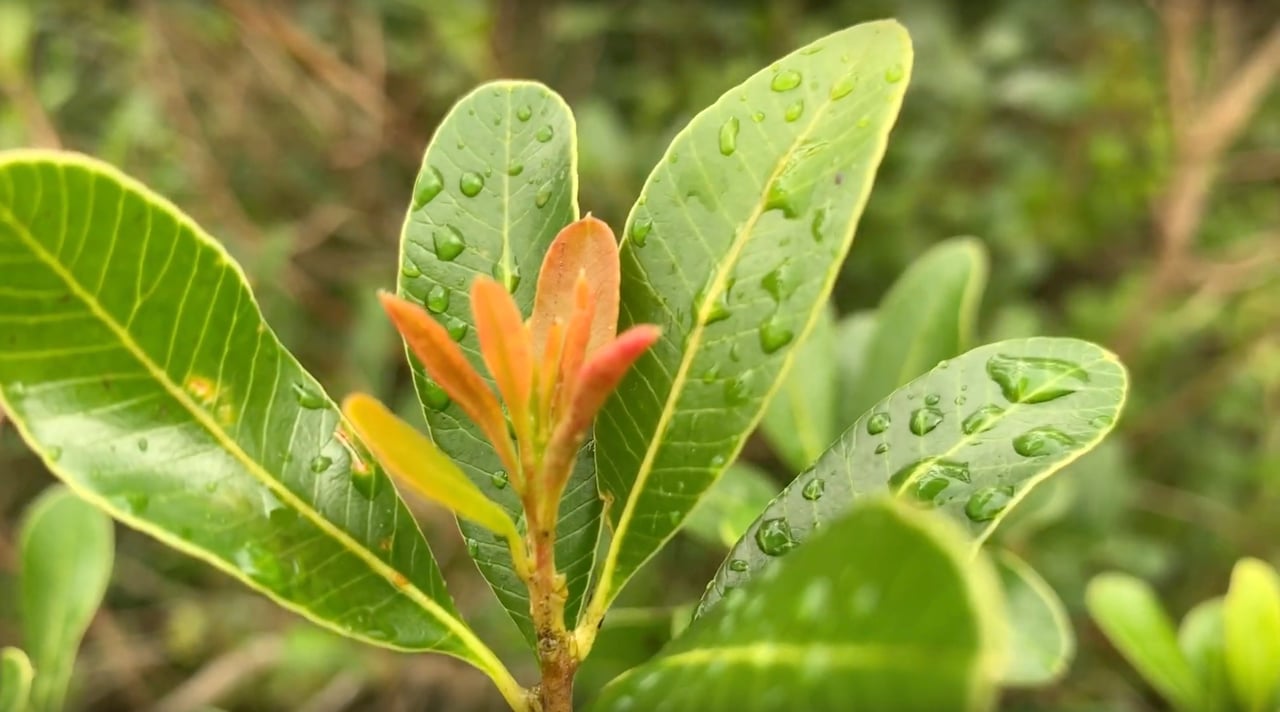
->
left=379, top=292, right=519, bottom=475
left=556, top=275, right=595, bottom=417
left=530, top=216, right=620, bottom=357
left=471, top=277, right=535, bottom=471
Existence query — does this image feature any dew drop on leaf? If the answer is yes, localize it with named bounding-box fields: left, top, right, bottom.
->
left=965, top=485, right=1015, bottom=522
left=466, top=538, right=480, bottom=557
left=758, top=315, right=794, bottom=354
left=755, top=517, right=799, bottom=556
left=445, top=316, right=469, bottom=342
left=888, top=458, right=970, bottom=505
left=507, top=161, right=524, bottom=176
left=784, top=100, right=805, bottom=122
left=490, top=470, right=509, bottom=490
left=426, top=285, right=450, bottom=313
left=433, top=226, right=466, bottom=261
left=352, top=468, right=383, bottom=499
left=729, top=559, right=750, bottom=573
left=884, top=63, right=905, bottom=83
left=874, top=442, right=889, bottom=455
left=924, top=393, right=940, bottom=406
left=856, top=116, right=870, bottom=129
left=801, top=478, right=825, bottom=501
left=752, top=111, right=765, bottom=123
left=866, top=412, right=892, bottom=435
left=411, top=166, right=444, bottom=209
left=829, top=75, right=856, bottom=99
left=761, top=261, right=798, bottom=302
left=724, top=374, right=750, bottom=405
left=516, top=105, right=533, bottom=121
left=810, top=206, right=828, bottom=242
left=137, top=438, right=148, bottom=452
left=719, top=116, right=739, bottom=156
left=1090, top=414, right=1114, bottom=428
left=535, top=185, right=553, bottom=208
left=423, top=381, right=451, bottom=410
left=770, top=69, right=802, bottom=92
left=401, top=261, right=422, bottom=279
left=630, top=216, right=653, bottom=246
left=309, top=455, right=333, bottom=473
left=909, top=407, right=943, bottom=435
left=961, top=405, right=1004, bottom=435
left=986, top=353, right=1089, bottom=404
left=292, top=382, right=326, bottom=409
left=536, top=125, right=554, bottom=142
left=459, top=171, right=485, bottom=197
left=1012, top=426, right=1077, bottom=457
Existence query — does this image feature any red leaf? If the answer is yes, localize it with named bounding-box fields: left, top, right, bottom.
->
left=471, top=277, right=535, bottom=474
left=530, top=216, right=620, bottom=357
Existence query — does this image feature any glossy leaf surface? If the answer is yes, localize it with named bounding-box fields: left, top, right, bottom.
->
left=1087, top=573, right=1203, bottom=711
left=995, top=550, right=1073, bottom=686
left=0, top=647, right=32, bottom=712
left=590, top=499, right=1005, bottom=711
left=699, top=337, right=1126, bottom=613
left=682, top=462, right=778, bottom=549
left=592, top=19, right=913, bottom=616
left=19, top=486, right=112, bottom=712
left=760, top=306, right=836, bottom=472
left=1224, top=558, right=1280, bottom=712
left=847, top=236, right=987, bottom=421
left=396, top=80, right=599, bottom=638
left=0, top=152, right=517, bottom=702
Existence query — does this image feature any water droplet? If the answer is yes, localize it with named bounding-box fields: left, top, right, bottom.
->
left=784, top=100, right=805, bottom=122
left=490, top=471, right=509, bottom=490
left=466, top=538, right=480, bottom=557
left=1090, top=414, right=1114, bottom=428
left=490, top=263, right=521, bottom=293
left=459, top=171, right=484, bottom=197
left=801, top=478, right=825, bottom=501
left=535, top=185, right=552, bottom=208
left=889, top=458, right=971, bottom=505
left=830, top=75, right=856, bottom=99
left=536, top=125, right=554, bottom=142
left=728, top=343, right=741, bottom=362
left=752, top=111, right=765, bottom=123
left=137, top=438, right=149, bottom=452
left=433, top=226, right=466, bottom=261
left=986, top=354, right=1089, bottom=404
left=292, top=382, right=326, bottom=409
left=761, top=261, right=798, bottom=302
left=444, top=316, right=469, bottom=342
left=719, top=116, right=739, bottom=156
left=810, top=207, right=828, bottom=242
left=125, top=493, right=150, bottom=514
left=424, top=381, right=451, bottom=410
left=759, top=315, right=794, bottom=354
left=954, top=395, right=967, bottom=405
left=866, top=412, right=891, bottom=434
left=401, top=261, right=422, bottom=278
left=729, top=558, right=749, bottom=573
left=352, top=468, right=384, bottom=499
left=924, top=393, right=940, bottom=406
left=755, top=517, right=798, bottom=556
left=909, top=407, right=944, bottom=435
left=771, top=69, right=802, bottom=92
left=411, top=166, right=444, bottom=209
left=310, top=455, right=333, bottom=473
left=426, top=285, right=450, bottom=313
left=516, top=105, right=533, bottom=121
left=710, top=454, right=727, bottom=468
left=724, top=375, right=750, bottom=405
left=961, top=405, right=1005, bottom=435
left=884, top=63, right=905, bottom=83
left=630, top=216, right=653, bottom=247
left=965, top=485, right=1015, bottom=522
left=507, top=161, right=524, bottom=176
left=1013, top=427, right=1077, bottom=457
left=874, top=442, right=890, bottom=455
left=235, top=541, right=283, bottom=585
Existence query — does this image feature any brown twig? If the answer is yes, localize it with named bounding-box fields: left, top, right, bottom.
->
left=147, top=635, right=284, bottom=712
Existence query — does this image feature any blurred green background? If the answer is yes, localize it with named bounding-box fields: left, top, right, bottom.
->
left=1, top=0, right=1277, bottom=710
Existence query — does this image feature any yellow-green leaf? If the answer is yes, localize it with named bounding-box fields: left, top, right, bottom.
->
left=1224, top=558, right=1280, bottom=712
left=1, top=647, right=33, bottom=712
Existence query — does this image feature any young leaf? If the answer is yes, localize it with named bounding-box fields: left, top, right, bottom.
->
left=396, top=80, right=600, bottom=639
left=1086, top=573, right=1204, bottom=712
left=0, top=647, right=33, bottom=712
left=698, top=337, right=1127, bottom=613
left=683, top=462, right=778, bottom=549
left=1224, top=558, right=1280, bottom=712
left=1180, top=598, right=1231, bottom=712
left=19, top=486, right=112, bottom=712
left=847, top=236, right=987, bottom=421
left=0, top=152, right=521, bottom=707
left=589, top=19, right=913, bottom=624
left=589, top=499, right=1006, bottom=712
left=995, top=550, right=1074, bottom=687
left=759, top=306, right=836, bottom=472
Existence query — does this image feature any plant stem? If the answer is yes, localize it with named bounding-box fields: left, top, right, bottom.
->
left=525, top=500, right=578, bottom=712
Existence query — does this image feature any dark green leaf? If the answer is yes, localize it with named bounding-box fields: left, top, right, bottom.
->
left=683, top=462, right=778, bottom=549
left=699, top=337, right=1127, bottom=613
left=590, top=19, right=913, bottom=621
left=0, top=152, right=520, bottom=705
left=760, top=306, right=836, bottom=471
left=19, top=486, right=111, bottom=712
left=589, top=499, right=1006, bottom=711
left=1, top=647, right=33, bottom=712
left=995, top=550, right=1073, bottom=686
left=396, top=80, right=600, bottom=640
left=848, top=236, right=987, bottom=421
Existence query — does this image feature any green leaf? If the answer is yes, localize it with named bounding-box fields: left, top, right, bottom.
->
left=848, top=236, right=987, bottom=421
left=0, top=647, right=33, bottom=712
left=698, top=337, right=1127, bottom=613
left=0, top=152, right=521, bottom=707
left=589, top=499, right=1006, bottom=712
left=1224, top=558, right=1280, bottom=712
left=396, top=80, right=600, bottom=641
left=1179, top=597, right=1231, bottom=712
left=760, top=306, right=836, bottom=472
left=994, top=550, right=1073, bottom=687
left=683, top=462, right=778, bottom=549
left=590, top=19, right=913, bottom=622
left=1086, top=573, right=1204, bottom=712
left=834, top=310, right=876, bottom=429
left=18, top=486, right=112, bottom=712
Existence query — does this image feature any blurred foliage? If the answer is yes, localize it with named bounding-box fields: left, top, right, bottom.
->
left=1, top=0, right=1277, bottom=710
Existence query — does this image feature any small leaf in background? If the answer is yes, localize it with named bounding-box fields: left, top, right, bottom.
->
left=589, top=499, right=1006, bottom=712
left=1223, top=558, right=1280, bottom=712
left=834, top=310, right=876, bottom=430
left=699, top=337, right=1127, bottom=613
left=847, top=236, right=988, bottom=422
left=591, top=18, right=914, bottom=621
left=19, top=486, right=113, bottom=712
left=396, top=80, right=601, bottom=639
left=683, top=462, right=778, bottom=549
left=1086, top=573, right=1204, bottom=712
left=760, top=306, right=836, bottom=472
left=995, top=550, right=1074, bottom=686
left=1179, top=598, right=1231, bottom=712
left=0, top=647, right=33, bottom=712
